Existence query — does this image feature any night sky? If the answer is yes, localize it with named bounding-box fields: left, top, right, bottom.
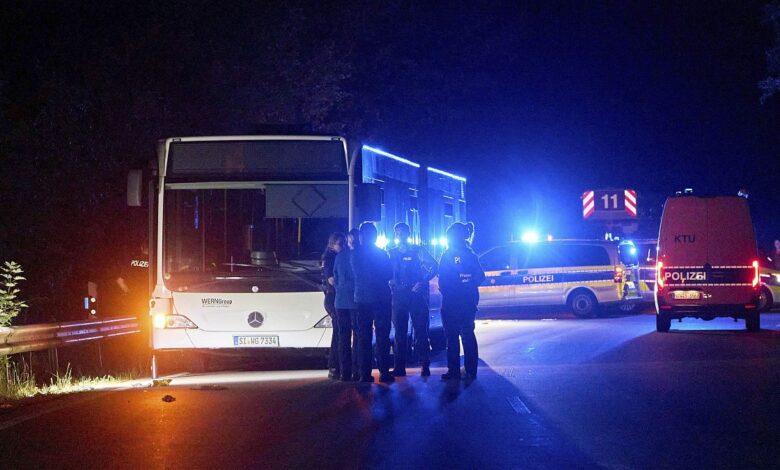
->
left=1, top=1, right=779, bottom=318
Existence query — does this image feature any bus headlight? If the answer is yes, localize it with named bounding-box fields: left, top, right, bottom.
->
left=314, top=315, right=333, bottom=328
left=153, top=314, right=198, bottom=329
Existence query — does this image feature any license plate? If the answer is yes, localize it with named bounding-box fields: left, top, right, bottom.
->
left=672, top=290, right=702, bottom=300
left=233, top=335, right=280, bottom=347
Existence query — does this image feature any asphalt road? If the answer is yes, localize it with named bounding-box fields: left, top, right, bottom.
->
left=1, top=310, right=779, bottom=469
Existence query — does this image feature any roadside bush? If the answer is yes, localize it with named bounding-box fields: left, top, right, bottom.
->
left=0, top=261, right=27, bottom=327
left=1, top=261, right=28, bottom=389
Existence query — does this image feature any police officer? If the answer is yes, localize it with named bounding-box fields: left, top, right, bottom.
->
left=388, top=223, right=437, bottom=377
left=346, top=228, right=361, bottom=381
left=321, top=232, right=346, bottom=380
left=110, top=240, right=150, bottom=318
left=333, top=230, right=359, bottom=381
left=438, top=222, right=485, bottom=381
left=351, top=222, right=394, bottom=383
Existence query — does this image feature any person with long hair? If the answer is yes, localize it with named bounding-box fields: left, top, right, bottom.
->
left=332, top=228, right=360, bottom=380
left=321, top=232, right=346, bottom=379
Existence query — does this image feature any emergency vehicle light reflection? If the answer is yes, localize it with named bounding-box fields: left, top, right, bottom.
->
left=521, top=231, right=540, bottom=243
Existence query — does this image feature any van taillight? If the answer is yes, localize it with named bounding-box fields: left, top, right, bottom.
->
left=656, top=261, right=664, bottom=289
left=752, top=260, right=759, bottom=288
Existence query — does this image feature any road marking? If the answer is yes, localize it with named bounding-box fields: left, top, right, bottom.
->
left=507, top=395, right=531, bottom=414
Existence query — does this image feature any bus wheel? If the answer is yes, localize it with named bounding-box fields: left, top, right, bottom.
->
left=569, top=290, right=598, bottom=318
left=745, top=311, right=761, bottom=332
left=757, top=287, right=773, bottom=312
left=656, top=313, right=671, bottom=332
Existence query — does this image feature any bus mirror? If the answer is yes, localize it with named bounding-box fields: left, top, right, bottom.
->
left=357, top=183, right=381, bottom=222
left=127, top=170, right=143, bottom=206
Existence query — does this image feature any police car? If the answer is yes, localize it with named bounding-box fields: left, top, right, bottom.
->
left=758, top=256, right=780, bottom=311
left=476, top=239, right=642, bottom=317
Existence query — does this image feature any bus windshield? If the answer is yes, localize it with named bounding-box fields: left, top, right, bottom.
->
left=163, top=188, right=347, bottom=292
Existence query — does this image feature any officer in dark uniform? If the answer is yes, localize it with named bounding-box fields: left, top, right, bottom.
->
left=110, top=241, right=150, bottom=317
left=388, top=223, right=437, bottom=377
left=321, top=232, right=346, bottom=380
left=438, top=222, right=485, bottom=381
left=351, top=222, right=394, bottom=383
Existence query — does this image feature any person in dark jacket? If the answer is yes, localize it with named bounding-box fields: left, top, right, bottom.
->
left=351, top=222, right=394, bottom=383
left=347, top=229, right=362, bottom=380
left=321, top=232, right=346, bottom=380
left=438, top=222, right=485, bottom=381
left=333, top=230, right=360, bottom=381
left=388, top=222, right=437, bottom=377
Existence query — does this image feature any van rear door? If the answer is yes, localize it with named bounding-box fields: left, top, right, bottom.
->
left=659, top=197, right=708, bottom=267
left=705, top=197, right=754, bottom=266
left=704, top=197, right=757, bottom=304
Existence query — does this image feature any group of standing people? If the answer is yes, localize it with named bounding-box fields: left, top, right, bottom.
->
left=321, top=221, right=485, bottom=383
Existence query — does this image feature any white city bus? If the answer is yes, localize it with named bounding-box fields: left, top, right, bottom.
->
left=133, top=136, right=466, bottom=376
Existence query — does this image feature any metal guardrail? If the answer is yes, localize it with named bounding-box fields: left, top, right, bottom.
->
left=0, top=316, right=141, bottom=355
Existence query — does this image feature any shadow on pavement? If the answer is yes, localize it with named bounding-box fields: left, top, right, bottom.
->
left=248, top=358, right=601, bottom=470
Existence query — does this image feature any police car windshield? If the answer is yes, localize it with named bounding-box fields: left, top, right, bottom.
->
left=163, top=188, right=345, bottom=291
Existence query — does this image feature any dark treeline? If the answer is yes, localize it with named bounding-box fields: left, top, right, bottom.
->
left=0, top=1, right=519, bottom=321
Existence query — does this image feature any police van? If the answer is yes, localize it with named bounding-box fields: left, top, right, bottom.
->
left=655, top=194, right=760, bottom=332
left=477, top=240, right=642, bottom=317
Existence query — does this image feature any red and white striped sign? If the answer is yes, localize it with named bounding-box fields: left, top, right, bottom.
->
left=582, top=190, right=595, bottom=218
left=624, top=189, right=637, bottom=217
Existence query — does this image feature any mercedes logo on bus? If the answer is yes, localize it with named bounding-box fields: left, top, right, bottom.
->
left=247, top=311, right=264, bottom=328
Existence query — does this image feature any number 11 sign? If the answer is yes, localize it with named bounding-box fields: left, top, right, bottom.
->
left=582, top=189, right=637, bottom=220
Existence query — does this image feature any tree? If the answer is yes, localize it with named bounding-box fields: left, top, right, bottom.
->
left=760, top=2, right=780, bottom=102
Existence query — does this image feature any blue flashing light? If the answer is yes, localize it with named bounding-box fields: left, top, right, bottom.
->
left=84, top=297, right=90, bottom=310
left=376, top=235, right=389, bottom=249
left=427, top=166, right=466, bottom=182
left=439, top=237, right=448, bottom=247
left=406, top=237, right=413, bottom=244
left=431, top=238, right=438, bottom=246
left=393, top=238, right=400, bottom=245
left=630, top=247, right=637, bottom=255
left=362, top=145, right=420, bottom=168
left=521, top=231, right=540, bottom=243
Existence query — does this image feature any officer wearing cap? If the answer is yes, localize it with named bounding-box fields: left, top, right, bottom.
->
left=438, top=222, right=485, bottom=381
left=388, top=223, right=437, bottom=377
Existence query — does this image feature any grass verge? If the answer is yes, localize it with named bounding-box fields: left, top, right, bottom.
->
left=0, top=361, right=139, bottom=401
